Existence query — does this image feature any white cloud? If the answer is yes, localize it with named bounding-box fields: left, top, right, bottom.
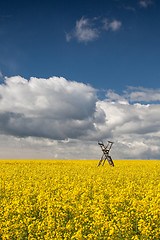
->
left=139, top=0, right=153, bottom=8
left=102, top=18, right=122, bottom=32
left=106, top=87, right=160, bottom=103
left=75, top=17, right=99, bottom=43
left=105, top=89, right=126, bottom=102
left=109, top=20, right=122, bottom=31
left=0, top=76, right=97, bottom=140
left=66, top=16, right=122, bottom=43
left=66, top=17, right=99, bottom=43
left=0, top=77, right=160, bottom=160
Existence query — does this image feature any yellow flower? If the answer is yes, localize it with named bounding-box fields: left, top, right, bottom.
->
left=0, top=159, right=159, bottom=240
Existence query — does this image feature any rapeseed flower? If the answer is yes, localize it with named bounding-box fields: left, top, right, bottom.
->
left=0, top=159, right=159, bottom=239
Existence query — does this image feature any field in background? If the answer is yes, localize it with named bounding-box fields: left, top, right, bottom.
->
left=0, top=160, right=159, bottom=240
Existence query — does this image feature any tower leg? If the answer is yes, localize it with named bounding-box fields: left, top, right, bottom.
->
left=102, top=159, right=106, bottom=166
left=98, top=154, right=104, bottom=166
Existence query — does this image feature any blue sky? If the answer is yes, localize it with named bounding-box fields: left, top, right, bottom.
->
left=1, top=0, right=160, bottom=92
left=0, top=0, right=160, bottom=160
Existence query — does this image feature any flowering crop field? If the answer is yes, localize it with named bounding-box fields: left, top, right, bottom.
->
left=0, top=160, right=159, bottom=240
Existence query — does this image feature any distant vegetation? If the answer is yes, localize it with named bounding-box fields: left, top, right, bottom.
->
left=0, top=160, right=159, bottom=239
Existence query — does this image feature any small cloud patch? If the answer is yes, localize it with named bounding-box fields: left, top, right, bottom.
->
left=66, top=16, right=122, bottom=44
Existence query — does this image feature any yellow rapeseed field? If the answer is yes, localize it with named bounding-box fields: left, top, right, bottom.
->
left=0, top=160, right=159, bottom=240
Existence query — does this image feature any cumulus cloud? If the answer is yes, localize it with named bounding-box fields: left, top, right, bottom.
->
left=0, top=77, right=160, bottom=159
left=0, top=76, right=97, bottom=140
left=66, top=16, right=122, bottom=43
